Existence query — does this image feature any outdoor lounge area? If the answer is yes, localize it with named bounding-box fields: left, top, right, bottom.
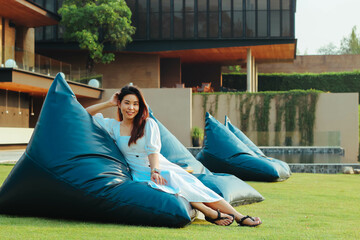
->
left=0, top=165, right=358, bottom=239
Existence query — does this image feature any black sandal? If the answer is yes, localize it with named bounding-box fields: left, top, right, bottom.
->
left=237, top=215, right=262, bottom=227
left=205, top=209, right=235, bottom=226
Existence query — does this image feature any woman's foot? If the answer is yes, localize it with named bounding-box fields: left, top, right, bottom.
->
left=205, top=209, right=235, bottom=226
left=237, top=215, right=262, bottom=227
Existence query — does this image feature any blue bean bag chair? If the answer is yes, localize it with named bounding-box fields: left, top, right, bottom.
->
left=149, top=111, right=264, bottom=205
left=0, top=74, right=195, bottom=228
left=196, top=113, right=291, bottom=182
left=225, top=116, right=291, bottom=174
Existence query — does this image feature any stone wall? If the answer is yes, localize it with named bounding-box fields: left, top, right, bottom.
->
left=257, top=55, right=360, bottom=73
left=192, top=93, right=359, bottom=163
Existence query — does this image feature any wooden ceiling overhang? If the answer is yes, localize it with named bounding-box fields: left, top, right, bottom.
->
left=0, top=0, right=59, bottom=27
left=130, top=43, right=296, bottom=65
left=0, top=68, right=102, bottom=99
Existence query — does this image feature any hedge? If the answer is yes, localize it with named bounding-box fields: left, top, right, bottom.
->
left=222, top=71, right=360, bottom=102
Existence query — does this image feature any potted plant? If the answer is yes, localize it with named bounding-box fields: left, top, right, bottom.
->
left=191, top=127, right=204, bottom=147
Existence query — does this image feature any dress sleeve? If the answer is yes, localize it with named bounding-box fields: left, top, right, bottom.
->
left=93, top=113, right=117, bottom=139
left=145, top=118, right=161, bottom=155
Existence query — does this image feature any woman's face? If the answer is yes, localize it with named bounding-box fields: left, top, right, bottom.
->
left=119, top=94, right=139, bottom=121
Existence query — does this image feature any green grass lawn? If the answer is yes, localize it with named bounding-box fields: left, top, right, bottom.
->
left=0, top=165, right=359, bottom=240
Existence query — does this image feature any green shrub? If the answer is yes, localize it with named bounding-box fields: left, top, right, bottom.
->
left=223, top=71, right=360, bottom=102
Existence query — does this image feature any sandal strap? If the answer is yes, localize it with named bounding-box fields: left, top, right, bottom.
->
left=238, top=215, right=255, bottom=226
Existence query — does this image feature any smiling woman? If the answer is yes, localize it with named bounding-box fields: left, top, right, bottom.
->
left=85, top=84, right=262, bottom=227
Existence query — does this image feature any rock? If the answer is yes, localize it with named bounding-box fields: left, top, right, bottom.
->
left=342, top=166, right=354, bottom=174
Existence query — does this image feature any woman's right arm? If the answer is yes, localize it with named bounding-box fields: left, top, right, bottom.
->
left=86, top=92, right=119, bottom=116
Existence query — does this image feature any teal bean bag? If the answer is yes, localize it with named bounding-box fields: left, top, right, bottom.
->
left=149, top=111, right=264, bottom=205
left=0, top=74, right=195, bottom=228
left=225, top=116, right=291, bottom=175
left=196, top=113, right=291, bottom=182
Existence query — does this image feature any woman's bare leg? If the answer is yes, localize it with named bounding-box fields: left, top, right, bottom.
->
left=204, top=199, right=261, bottom=226
left=190, top=202, right=234, bottom=226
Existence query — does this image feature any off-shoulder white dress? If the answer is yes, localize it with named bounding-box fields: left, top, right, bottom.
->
left=93, top=113, right=222, bottom=203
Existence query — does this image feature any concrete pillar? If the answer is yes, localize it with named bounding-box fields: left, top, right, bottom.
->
left=4, top=19, right=16, bottom=62
left=252, top=56, right=256, bottom=92
left=247, top=48, right=252, bottom=92
left=255, top=64, right=258, bottom=92
left=15, top=27, right=35, bottom=70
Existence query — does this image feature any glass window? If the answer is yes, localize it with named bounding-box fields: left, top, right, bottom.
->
left=270, top=11, right=280, bottom=36
left=162, top=0, right=171, bottom=11
left=198, top=0, right=207, bottom=11
left=162, top=13, right=171, bottom=39
left=246, top=0, right=255, bottom=10
left=45, top=0, right=55, bottom=12
left=222, top=0, right=232, bottom=11
left=233, top=11, right=243, bottom=37
left=138, top=0, right=147, bottom=12
left=257, top=11, right=267, bottom=37
left=185, top=0, right=195, bottom=11
left=150, top=0, right=159, bottom=12
left=150, top=0, right=159, bottom=39
left=57, top=0, right=64, bottom=10
left=246, top=11, right=255, bottom=37
left=44, top=26, right=55, bottom=40
left=222, top=10, right=232, bottom=38
left=34, top=0, right=44, bottom=7
left=150, top=13, right=160, bottom=39
left=137, top=12, right=147, bottom=39
left=35, top=27, right=44, bottom=41
left=174, top=12, right=184, bottom=38
left=185, top=12, right=195, bottom=38
left=282, top=0, right=291, bottom=10
left=234, top=0, right=243, bottom=10
left=209, top=0, right=218, bottom=11
left=57, top=25, right=64, bottom=39
left=174, top=0, right=183, bottom=11
left=282, top=10, right=291, bottom=36
left=198, top=12, right=207, bottom=38
left=125, top=0, right=135, bottom=10
left=209, top=12, right=219, bottom=38
left=270, top=0, right=280, bottom=10
left=258, top=0, right=267, bottom=10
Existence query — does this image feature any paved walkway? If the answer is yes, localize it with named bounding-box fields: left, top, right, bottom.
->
left=0, top=150, right=24, bottom=164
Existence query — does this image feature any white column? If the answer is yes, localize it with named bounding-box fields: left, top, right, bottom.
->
left=252, top=56, right=256, bottom=92
left=247, top=48, right=252, bottom=92
left=255, top=64, right=258, bottom=92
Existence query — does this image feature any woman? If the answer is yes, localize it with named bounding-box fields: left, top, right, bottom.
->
left=86, top=85, right=261, bottom=227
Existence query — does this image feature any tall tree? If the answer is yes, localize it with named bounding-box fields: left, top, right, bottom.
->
left=58, top=0, right=135, bottom=72
left=340, top=26, right=360, bottom=54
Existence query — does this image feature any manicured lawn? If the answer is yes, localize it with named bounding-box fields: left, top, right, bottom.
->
left=0, top=164, right=359, bottom=240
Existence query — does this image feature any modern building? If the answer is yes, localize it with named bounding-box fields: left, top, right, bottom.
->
left=36, top=0, right=297, bottom=92
left=0, top=0, right=102, bottom=146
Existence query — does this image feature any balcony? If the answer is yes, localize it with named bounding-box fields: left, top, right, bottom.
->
left=0, top=47, right=103, bottom=99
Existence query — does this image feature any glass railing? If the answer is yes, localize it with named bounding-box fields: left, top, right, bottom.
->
left=0, top=46, right=102, bottom=88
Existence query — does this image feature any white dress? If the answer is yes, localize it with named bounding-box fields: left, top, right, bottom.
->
left=93, top=113, right=223, bottom=203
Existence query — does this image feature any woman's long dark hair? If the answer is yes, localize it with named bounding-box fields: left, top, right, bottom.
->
left=117, top=85, right=149, bottom=146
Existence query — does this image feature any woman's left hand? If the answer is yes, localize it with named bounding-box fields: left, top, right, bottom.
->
left=151, top=172, right=167, bottom=185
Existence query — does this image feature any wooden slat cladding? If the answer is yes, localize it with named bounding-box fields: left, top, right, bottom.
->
left=146, top=43, right=296, bottom=64
left=0, top=0, right=58, bottom=27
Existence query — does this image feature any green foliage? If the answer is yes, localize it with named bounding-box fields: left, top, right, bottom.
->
left=317, top=42, right=340, bottom=55
left=58, top=0, right=135, bottom=65
left=197, top=90, right=320, bottom=146
left=191, top=127, right=204, bottom=140
left=223, top=71, right=360, bottom=102
left=340, top=26, right=360, bottom=54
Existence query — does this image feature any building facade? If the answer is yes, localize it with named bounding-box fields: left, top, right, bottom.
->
left=35, top=0, right=297, bottom=91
